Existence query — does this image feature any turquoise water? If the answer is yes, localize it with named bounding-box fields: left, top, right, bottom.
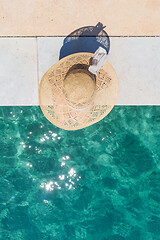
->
left=0, top=106, right=160, bottom=240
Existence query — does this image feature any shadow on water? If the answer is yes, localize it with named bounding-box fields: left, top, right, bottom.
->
left=59, top=22, right=110, bottom=60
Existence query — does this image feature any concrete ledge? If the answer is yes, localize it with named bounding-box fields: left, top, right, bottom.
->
left=0, top=37, right=160, bottom=106
left=0, top=38, right=38, bottom=106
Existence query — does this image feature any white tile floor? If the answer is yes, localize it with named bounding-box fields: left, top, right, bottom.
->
left=0, top=37, right=160, bottom=105
left=109, top=37, right=160, bottom=105
left=38, top=37, right=64, bottom=81
left=0, top=38, right=38, bottom=105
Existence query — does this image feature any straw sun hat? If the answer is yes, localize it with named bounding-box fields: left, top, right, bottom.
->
left=39, top=50, right=118, bottom=130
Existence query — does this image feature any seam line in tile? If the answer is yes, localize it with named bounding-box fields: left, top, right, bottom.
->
left=0, top=36, right=160, bottom=38
left=36, top=37, right=40, bottom=92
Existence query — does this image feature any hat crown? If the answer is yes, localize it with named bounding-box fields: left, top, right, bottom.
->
left=63, top=69, right=96, bottom=110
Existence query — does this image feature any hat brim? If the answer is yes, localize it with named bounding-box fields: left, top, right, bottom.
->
left=39, top=52, right=118, bottom=130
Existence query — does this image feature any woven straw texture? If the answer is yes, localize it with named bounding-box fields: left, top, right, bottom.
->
left=39, top=52, right=118, bottom=130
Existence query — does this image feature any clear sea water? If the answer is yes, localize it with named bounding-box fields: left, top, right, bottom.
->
left=0, top=106, right=160, bottom=240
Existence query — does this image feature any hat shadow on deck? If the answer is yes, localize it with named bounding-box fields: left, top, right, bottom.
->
left=59, top=22, right=110, bottom=60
